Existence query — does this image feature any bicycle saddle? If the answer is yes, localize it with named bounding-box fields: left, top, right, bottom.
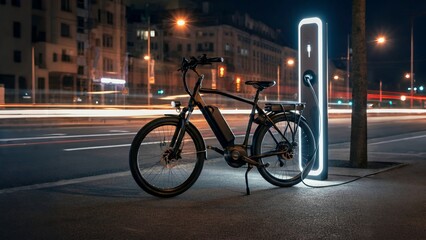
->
left=245, top=81, right=276, bottom=90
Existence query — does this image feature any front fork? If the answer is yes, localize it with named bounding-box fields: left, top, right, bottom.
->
left=169, top=104, right=194, bottom=155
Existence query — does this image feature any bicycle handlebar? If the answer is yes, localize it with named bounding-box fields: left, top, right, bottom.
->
left=178, top=54, right=224, bottom=98
left=178, top=54, right=224, bottom=72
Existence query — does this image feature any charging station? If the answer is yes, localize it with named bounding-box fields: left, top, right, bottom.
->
left=298, top=17, right=328, bottom=180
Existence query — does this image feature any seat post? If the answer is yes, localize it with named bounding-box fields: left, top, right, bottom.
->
left=253, top=88, right=261, bottom=105
left=243, top=89, right=261, bottom=147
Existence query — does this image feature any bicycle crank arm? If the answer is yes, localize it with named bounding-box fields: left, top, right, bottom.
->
left=242, top=156, right=269, bottom=168
left=207, top=146, right=224, bottom=155
left=250, top=151, right=286, bottom=160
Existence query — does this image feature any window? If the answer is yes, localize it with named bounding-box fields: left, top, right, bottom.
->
left=60, top=23, right=70, bottom=37
left=136, top=30, right=154, bottom=40
left=106, top=11, right=113, bottom=25
left=177, top=44, right=182, bottom=52
left=61, top=49, right=71, bottom=62
left=0, top=0, right=6, bottom=5
left=77, top=17, right=85, bottom=33
left=13, top=50, right=21, bottom=62
left=103, top=58, right=113, bottom=72
left=187, top=44, right=191, bottom=52
left=77, top=41, right=85, bottom=55
left=13, top=22, right=21, bottom=38
left=77, top=65, right=85, bottom=75
left=12, top=0, right=20, bottom=7
left=77, top=0, right=85, bottom=9
left=53, top=53, right=58, bottom=62
left=38, top=53, right=43, bottom=66
left=102, top=34, right=113, bottom=48
left=197, top=42, right=214, bottom=52
left=61, top=0, right=71, bottom=12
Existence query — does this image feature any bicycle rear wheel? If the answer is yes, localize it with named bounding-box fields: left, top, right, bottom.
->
left=129, top=117, right=205, bottom=197
left=252, top=113, right=315, bottom=187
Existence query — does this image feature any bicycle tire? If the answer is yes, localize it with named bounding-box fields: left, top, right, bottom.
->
left=129, top=116, right=205, bottom=197
left=252, top=113, right=315, bottom=187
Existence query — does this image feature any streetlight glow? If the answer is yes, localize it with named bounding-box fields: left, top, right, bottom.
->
left=287, top=58, right=295, bottom=66
left=176, top=18, right=186, bottom=26
left=376, top=36, right=386, bottom=44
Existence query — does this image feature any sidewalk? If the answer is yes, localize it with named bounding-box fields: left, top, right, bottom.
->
left=0, top=151, right=424, bottom=239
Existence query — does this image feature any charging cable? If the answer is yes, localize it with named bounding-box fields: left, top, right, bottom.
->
left=299, top=80, right=390, bottom=188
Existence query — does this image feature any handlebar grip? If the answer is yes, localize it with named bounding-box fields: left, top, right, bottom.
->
left=207, top=57, right=224, bottom=63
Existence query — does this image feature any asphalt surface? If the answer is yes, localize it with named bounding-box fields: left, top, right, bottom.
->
left=0, top=134, right=425, bottom=239
left=0, top=111, right=425, bottom=239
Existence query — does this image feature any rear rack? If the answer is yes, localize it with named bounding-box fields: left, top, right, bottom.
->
left=264, top=102, right=305, bottom=112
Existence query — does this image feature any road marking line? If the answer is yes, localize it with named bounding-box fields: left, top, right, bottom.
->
left=369, top=134, right=426, bottom=145
left=109, top=130, right=130, bottom=133
left=0, top=132, right=136, bottom=142
left=64, top=144, right=131, bottom=151
left=0, top=171, right=131, bottom=194
left=63, top=135, right=248, bottom=152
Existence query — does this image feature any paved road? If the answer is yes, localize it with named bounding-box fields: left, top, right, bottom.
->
left=0, top=115, right=425, bottom=239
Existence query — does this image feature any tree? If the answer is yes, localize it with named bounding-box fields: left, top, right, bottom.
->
left=349, top=0, right=368, bottom=168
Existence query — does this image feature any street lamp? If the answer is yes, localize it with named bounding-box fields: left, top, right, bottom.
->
left=376, top=36, right=386, bottom=44
left=145, top=17, right=186, bottom=106
left=410, top=17, right=414, bottom=108
left=146, top=15, right=152, bottom=106
left=330, top=75, right=342, bottom=102
left=374, top=35, right=386, bottom=107
left=407, top=13, right=426, bottom=108
left=277, top=58, right=295, bottom=101
left=176, top=18, right=186, bottom=27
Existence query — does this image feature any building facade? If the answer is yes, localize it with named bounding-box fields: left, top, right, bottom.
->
left=0, top=0, right=127, bottom=104
left=1, top=0, right=313, bottom=106
left=127, top=5, right=298, bottom=106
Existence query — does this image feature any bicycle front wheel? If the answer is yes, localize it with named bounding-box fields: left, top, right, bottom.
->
left=252, top=113, right=315, bottom=187
left=129, top=117, right=205, bottom=197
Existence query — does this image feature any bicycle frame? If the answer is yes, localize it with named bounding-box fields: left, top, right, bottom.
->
left=172, top=70, right=298, bottom=158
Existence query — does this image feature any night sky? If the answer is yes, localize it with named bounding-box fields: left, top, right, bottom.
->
left=212, top=0, right=426, bottom=91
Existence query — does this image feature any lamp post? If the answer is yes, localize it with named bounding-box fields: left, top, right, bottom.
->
left=346, top=34, right=350, bottom=105
left=278, top=58, right=294, bottom=101
left=330, top=75, right=339, bottom=102
left=410, top=17, right=414, bottom=108
left=375, top=35, right=386, bottom=107
left=145, top=17, right=187, bottom=106
left=146, top=16, right=152, bottom=106
left=408, top=13, right=426, bottom=108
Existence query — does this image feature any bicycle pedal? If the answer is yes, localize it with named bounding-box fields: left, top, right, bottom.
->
left=260, top=163, right=270, bottom=168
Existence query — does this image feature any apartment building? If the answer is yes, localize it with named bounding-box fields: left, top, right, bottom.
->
left=126, top=5, right=298, bottom=106
left=0, top=0, right=126, bottom=104
left=1, top=0, right=345, bottom=106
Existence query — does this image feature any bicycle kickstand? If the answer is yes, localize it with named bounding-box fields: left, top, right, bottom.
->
left=245, top=164, right=253, bottom=195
